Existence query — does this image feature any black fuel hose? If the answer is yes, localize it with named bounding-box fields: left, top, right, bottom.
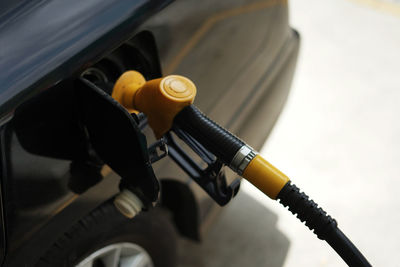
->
left=278, top=183, right=371, bottom=267
left=173, top=104, right=371, bottom=267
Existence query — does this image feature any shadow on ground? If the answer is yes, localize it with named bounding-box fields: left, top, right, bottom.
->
left=178, top=190, right=290, bottom=267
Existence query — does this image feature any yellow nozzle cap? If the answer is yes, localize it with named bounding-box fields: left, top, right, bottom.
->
left=112, top=71, right=197, bottom=139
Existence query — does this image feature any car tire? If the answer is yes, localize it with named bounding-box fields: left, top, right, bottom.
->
left=35, top=200, right=178, bottom=267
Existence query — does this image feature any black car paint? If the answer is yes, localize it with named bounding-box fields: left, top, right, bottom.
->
left=0, top=0, right=171, bottom=119
left=0, top=0, right=299, bottom=265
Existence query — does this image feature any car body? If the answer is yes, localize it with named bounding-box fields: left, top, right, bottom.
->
left=0, top=0, right=299, bottom=266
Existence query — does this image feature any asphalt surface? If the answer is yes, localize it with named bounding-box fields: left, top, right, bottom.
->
left=177, top=0, right=400, bottom=266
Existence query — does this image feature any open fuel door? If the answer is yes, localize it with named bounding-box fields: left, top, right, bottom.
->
left=13, top=76, right=159, bottom=203
left=75, top=78, right=159, bottom=203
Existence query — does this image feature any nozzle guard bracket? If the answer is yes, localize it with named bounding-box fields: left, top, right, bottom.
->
left=165, top=128, right=240, bottom=206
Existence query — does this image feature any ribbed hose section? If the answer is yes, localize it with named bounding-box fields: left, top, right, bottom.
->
left=173, top=105, right=245, bottom=165
left=277, top=182, right=371, bottom=267
left=277, top=182, right=337, bottom=239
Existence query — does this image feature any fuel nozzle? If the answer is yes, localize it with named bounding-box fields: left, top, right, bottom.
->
left=112, top=71, right=371, bottom=267
left=112, top=71, right=289, bottom=199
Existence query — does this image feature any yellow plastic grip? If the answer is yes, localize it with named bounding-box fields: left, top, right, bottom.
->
left=112, top=71, right=197, bottom=139
left=111, top=70, right=147, bottom=114
left=242, top=155, right=290, bottom=199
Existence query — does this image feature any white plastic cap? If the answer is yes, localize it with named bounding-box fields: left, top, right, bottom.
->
left=113, top=189, right=144, bottom=219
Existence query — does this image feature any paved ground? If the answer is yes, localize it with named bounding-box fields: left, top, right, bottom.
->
left=178, top=0, right=400, bottom=266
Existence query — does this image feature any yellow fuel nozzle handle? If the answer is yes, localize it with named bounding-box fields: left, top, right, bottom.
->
left=112, top=71, right=289, bottom=199
left=112, top=71, right=196, bottom=139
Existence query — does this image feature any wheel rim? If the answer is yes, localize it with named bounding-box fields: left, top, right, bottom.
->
left=75, top=242, right=154, bottom=267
